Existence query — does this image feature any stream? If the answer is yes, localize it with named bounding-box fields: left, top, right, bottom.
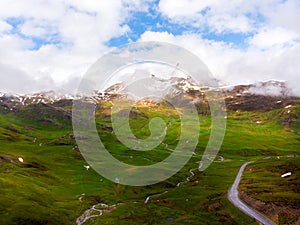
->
left=75, top=166, right=197, bottom=224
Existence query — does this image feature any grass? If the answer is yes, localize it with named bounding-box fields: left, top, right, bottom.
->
left=239, top=157, right=300, bottom=224
left=0, top=99, right=299, bottom=224
left=240, top=157, right=299, bottom=197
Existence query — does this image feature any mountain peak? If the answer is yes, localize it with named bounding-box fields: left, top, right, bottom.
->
left=222, top=80, right=291, bottom=97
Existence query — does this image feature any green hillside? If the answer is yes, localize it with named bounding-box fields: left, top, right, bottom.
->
left=0, top=96, right=299, bottom=224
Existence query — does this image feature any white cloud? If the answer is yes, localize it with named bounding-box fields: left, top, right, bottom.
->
left=20, top=19, right=58, bottom=38
left=139, top=31, right=239, bottom=80
left=208, top=14, right=252, bottom=34
left=0, top=0, right=151, bottom=93
left=249, top=27, right=298, bottom=49
left=0, top=0, right=299, bottom=96
left=263, top=0, right=300, bottom=35
left=158, top=0, right=300, bottom=35
left=0, top=34, right=35, bottom=57
left=0, top=1, right=64, bottom=19
left=152, top=1, right=300, bottom=95
left=0, top=19, right=12, bottom=33
left=0, top=62, right=56, bottom=94
left=158, top=0, right=259, bottom=33
left=159, top=0, right=216, bottom=18
left=139, top=30, right=300, bottom=95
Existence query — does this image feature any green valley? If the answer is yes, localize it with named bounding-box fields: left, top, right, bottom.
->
left=0, top=88, right=299, bottom=225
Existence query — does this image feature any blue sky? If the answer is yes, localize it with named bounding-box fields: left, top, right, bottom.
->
left=3, top=1, right=257, bottom=49
left=107, top=9, right=253, bottom=49
left=0, top=0, right=299, bottom=94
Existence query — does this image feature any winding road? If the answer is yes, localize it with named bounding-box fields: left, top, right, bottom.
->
left=228, top=162, right=276, bottom=225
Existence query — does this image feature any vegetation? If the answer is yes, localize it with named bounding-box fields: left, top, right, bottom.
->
left=0, top=96, right=299, bottom=224
left=239, top=158, right=300, bottom=225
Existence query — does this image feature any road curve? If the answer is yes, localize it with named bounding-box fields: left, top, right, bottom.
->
left=228, top=162, right=276, bottom=225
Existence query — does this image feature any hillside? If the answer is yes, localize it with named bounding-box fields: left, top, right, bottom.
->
left=0, top=80, right=299, bottom=224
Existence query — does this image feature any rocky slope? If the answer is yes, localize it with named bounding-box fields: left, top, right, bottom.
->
left=1, top=79, right=299, bottom=130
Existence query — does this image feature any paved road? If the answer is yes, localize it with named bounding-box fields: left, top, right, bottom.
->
left=228, top=162, right=276, bottom=225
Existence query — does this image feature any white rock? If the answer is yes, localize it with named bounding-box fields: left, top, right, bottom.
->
left=281, top=172, right=292, bottom=178
left=83, top=165, right=90, bottom=170
left=18, top=157, right=24, bottom=163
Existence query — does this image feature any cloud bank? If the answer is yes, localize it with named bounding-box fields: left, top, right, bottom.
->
left=0, top=0, right=299, bottom=95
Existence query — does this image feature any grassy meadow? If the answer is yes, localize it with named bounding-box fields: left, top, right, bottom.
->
left=0, top=98, right=299, bottom=224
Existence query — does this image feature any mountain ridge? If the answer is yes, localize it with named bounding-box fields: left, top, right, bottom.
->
left=1, top=79, right=299, bottom=114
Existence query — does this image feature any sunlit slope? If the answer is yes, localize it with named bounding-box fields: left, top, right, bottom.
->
left=0, top=93, right=299, bottom=224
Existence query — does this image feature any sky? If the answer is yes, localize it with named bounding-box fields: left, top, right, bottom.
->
left=0, top=0, right=299, bottom=95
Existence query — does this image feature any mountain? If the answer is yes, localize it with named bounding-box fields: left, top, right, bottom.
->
left=222, top=80, right=290, bottom=96
left=0, top=78, right=295, bottom=105
left=0, top=90, right=74, bottom=111
left=0, top=78, right=299, bottom=131
left=101, top=75, right=204, bottom=100
left=0, top=78, right=299, bottom=225
left=96, top=78, right=298, bottom=114
left=1, top=78, right=299, bottom=121
left=222, top=80, right=298, bottom=111
left=0, top=91, right=73, bottom=129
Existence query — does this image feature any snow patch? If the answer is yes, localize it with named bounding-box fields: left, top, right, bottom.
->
left=281, top=172, right=292, bottom=178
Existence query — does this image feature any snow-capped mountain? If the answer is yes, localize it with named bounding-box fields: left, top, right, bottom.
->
left=100, top=75, right=205, bottom=100
left=0, top=91, right=74, bottom=112
left=0, top=77, right=297, bottom=112
left=222, top=80, right=291, bottom=97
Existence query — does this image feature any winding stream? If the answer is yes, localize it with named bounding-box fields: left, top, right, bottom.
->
left=76, top=167, right=197, bottom=224
left=76, top=203, right=122, bottom=225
